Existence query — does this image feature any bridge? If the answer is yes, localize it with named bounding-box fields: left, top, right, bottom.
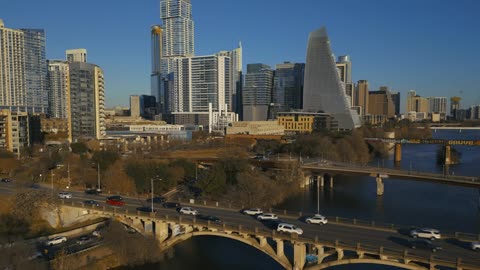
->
left=301, top=161, right=480, bottom=196
left=365, top=138, right=480, bottom=164
left=55, top=195, right=480, bottom=270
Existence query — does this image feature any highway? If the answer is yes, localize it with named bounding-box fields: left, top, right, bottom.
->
left=1, top=181, right=479, bottom=267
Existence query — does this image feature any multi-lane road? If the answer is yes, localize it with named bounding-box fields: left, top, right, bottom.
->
left=1, top=181, right=480, bottom=267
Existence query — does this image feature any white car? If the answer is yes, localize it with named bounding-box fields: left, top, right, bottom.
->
left=471, top=242, right=480, bottom=251
left=257, top=213, right=278, bottom=221
left=58, top=192, right=72, bottom=199
left=305, top=214, right=328, bottom=225
left=277, top=223, right=303, bottom=235
left=45, top=236, right=67, bottom=246
left=243, top=208, right=263, bottom=216
left=179, top=207, right=199, bottom=216
left=410, top=228, right=441, bottom=240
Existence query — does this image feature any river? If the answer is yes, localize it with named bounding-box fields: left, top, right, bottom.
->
left=120, top=129, right=480, bottom=270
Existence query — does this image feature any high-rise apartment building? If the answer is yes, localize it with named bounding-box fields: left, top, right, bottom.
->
left=0, top=109, right=30, bottom=154
left=22, top=29, right=47, bottom=113
left=354, top=80, right=369, bottom=116
left=130, top=95, right=141, bottom=118
left=0, top=20, right=26, bottom=109
left=151, top=25, right=164, bottom=113
left=450, top=96, right=461, bottom=118
left=160, top=0, right=195, bottom=113
left=66, top=49, right=87, bottom=63
left=303, top=27, right=360, bottom=130
left=243, top=64, right=273, bottom=121
left=171, top=55, right=230, bottom=113
left=273, top=62, right=304, bottom=111
left=47, top=60, right=70, bottom=119
left=69, top=62, right=105, bottom=140
left=391, top=92, right=401, bottom=116
left=216, top=43, right=243, bottom=115
left=428, top=97, right=447, bottom=114
left=336, top=55, right=354, bottom=106
left=368, top=87, right=395, bottom=118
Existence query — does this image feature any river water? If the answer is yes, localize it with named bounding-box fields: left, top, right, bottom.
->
left=123, top=130, right=480, bottom=270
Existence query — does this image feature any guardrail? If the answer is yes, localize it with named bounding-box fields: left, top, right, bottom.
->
left=62, top=202, right=480, bottom=269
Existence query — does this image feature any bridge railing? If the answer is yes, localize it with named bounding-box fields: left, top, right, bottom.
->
left=170, top=197, right=480, bottom=243
left=62, top=202, right=480, bottom=269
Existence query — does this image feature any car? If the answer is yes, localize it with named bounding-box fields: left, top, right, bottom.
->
left=136, top=206, right=157, bottom=213
left=257, top=213, right=278, bottom=221
left=1, top=178, right=12, bottom=183
left=85, top=189, right=101, bottom=195
left=410, top=228, right=441, bottom=240
left=178, top=207, right=199, bottom=215
left=243, top=208, right=263, bottom=216
left=409, top=239, right=442, bottom=252
left=83, top=200, right=100, bottom=207
left=58, top=192, right=72, bottom=199
left=106, top=195, right=125, bottom=206
left=198, top=215, right=221, bottom=223
left=76, top=235, right=93, bottom=245
left=162, top=202, right=181, bottom=208
left=277, top=223, right=303, bottom=235
left=146, top=196, right=166, bottom=204
left=45, top=236, right=67, bottom=246
left=305, top=214, right=328, bottom=225
left=471, top=242, right=480, bottom=251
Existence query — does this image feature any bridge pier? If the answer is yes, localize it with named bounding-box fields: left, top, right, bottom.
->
left=275, top=239, right=285, bottom=258
left=257, top=236, right=268, bottom=247
left=144, top=220, right=153, bottom=233
left=444, top=145, right=452, bottom=165
left=376, top=176, right=384, bottom=196
left=335, top=248, right=344, bottom=260
left=154, top=221, right=169, bottom=243
left=318, top=176, right=324, bottom=187
left=315, top=245, right=327, bottom=264
left=329, top=175, right=334, bottom=189
left=394, top=143, right=402, bottom=163
left=293, top=243, right=306, bottom=270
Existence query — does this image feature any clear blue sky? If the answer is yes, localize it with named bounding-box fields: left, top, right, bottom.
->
left=2, top=0, right=480, bottom=109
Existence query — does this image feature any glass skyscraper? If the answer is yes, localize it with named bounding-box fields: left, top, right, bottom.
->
left=243, top=64, right=273, bottom=121
left=22, top=29, right=47, bottom=113
left=273, top=62, right=304, bottom=111
left=303, top=27, right=361, bottom=130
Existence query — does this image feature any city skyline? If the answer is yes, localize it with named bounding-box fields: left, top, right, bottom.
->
left=1, top=0, right=479, bottom=108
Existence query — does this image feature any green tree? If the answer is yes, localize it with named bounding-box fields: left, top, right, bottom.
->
left=196, top=165, right=226, bottom=196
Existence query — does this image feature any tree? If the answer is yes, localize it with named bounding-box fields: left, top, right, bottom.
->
left=70, top=142, right=88, bottom=154
left=103, top=161, right=136, bottom=194
left=196, top=165, right=227, bottom=196
left=91, top=151, right=120, bottom=173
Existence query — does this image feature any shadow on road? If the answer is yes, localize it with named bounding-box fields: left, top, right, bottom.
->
left=445, top=238, right=472, bottom=251
left=388, top=236, right=411, bottom=248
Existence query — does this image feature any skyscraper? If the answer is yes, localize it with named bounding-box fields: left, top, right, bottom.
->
left=243, top=64, right=273, bottom=121
left=69, top=62, right=105, bottom=140
left=159, top=0, right=195, bottom=113
left=303, top=27, right=360, bottom=130
left=216, top=43, right=243, bottom=115
left=47, top=60, right=70, bottom=119
left=151, top=25, right=164, bottom=113
left=391, top=92, right=401, bottom=116
left=22, top=29, right=47, bottom=113
left=368, top=87, right=395, bottom=118
left=450, top=96, right=461, bottom=118
left=428, top=97, right=447, bottom=114
left=0, top=20, right=26, bottom=109
left=130, top=95, right=141, bottom=118
left=354, top=80, right=369, bottom=116
left=66, top=48, right=87, bottom=63
left=407, top=90, right=429, bottom=113
left=273, top=62, right=304, bottom=111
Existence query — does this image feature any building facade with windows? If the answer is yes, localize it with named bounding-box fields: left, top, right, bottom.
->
left=66, top=48, right=87, bottom=63
left=47, top=60, right=70, bottom=119
left=273, top=62, right=304, bottom=112
left=0, top=109, right=30, bottom=154
left=243, top=63, right=273, bottom=121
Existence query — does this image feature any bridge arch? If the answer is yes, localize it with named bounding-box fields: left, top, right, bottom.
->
left=161, top=231, right=292, bottom=269
left=307, top=258, right=426, bottom=270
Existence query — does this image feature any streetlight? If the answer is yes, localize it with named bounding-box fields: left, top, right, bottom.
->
left=151, top=176, right=162, bottom=213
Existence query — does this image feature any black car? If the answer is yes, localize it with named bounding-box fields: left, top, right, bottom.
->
left=85, top=189, right=100, bottom=195
left=1, top=178, right=12, bottom=183
left=162, top=202, right=181, bottom=208
left=409, top=240, right=442, bottom=252
left=146, top=196, right=166, bottom=204
left=136, top=206, right=157, bottom=213
left=198, top=215, right=221, bottom=223
left=83, top=200, right=100, bottom=207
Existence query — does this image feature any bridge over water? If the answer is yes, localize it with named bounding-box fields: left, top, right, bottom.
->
left=58, top=200, right=480, bottom=270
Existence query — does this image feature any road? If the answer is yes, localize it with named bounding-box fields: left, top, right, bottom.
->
left=1, top=181, right=479, bottom=267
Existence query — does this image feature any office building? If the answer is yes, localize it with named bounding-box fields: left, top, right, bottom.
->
left=277, top=111, right=337, bottom=133
left=273, top=62, right=304, bottom=111
left=141, top=95, right=157, bottom=120
left=47, top=60, right=70, bottom=119
left=354, top=80, right=369, bottom=116
left=216, top=43, right=243, bottom=116
left=66, top=48, right=87, bottom=63
left=226, top=121, right=285, bottom=136
left=243, top=64, right=273, bottom=121
left=130, top=95, right=141, bottom=118
left=336, top=56, right=354, bottom=106
left=160, top=0, right=195, bottom=113
left=450, top=96, right=461, bottom=118
left=22, top=29, right=47, bottom=113
left=391, top=92, right=401, bottom=116
left=69, top=62, right=105, bottom=140
left=428, top=97, right=447, bottom=114
left=303, top=27, right=360, bottom=130
left=406, top=90, right=429, bottom=114
left=368, top=87, right=395, bottom=118
left=151, top=25, right=164, bottom=113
